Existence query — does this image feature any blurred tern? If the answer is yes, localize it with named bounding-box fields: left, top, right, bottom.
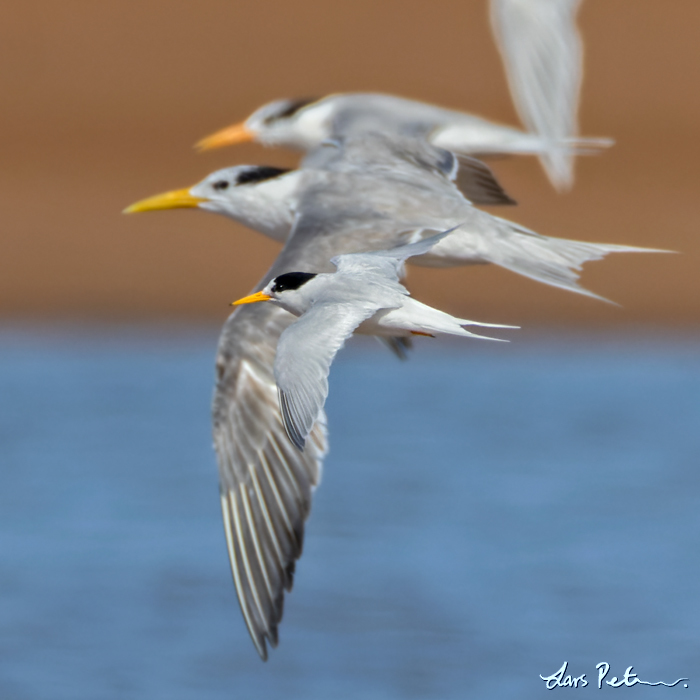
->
left=231, top=233, right=516, bottom=450
left=195, top=92, right=611, bottom=191
left=125, top=165, right=297, bottom=242
left=127, top=133, right=658, bottom=301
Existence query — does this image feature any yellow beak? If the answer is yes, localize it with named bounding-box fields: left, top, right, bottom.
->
left=195, top=121, right=254, bottom=152
left=122, top=188, right=207, bottom=214
left=231, top=291, right=272, bottom=306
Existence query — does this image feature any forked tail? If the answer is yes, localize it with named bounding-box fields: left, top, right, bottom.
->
left=486, top=220, right=670, bottom=301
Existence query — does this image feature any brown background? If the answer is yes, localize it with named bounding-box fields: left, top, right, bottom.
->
left=1, top=1, right=698, bottom=328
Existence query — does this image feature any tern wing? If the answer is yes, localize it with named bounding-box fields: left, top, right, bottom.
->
left=275, top=300, right=383, bottom=451
left=303, top=134, right=515, bottom=207
left=331, top=229, right=454, bottom=280
left=452, top=155, right=517, bottom=206
left=304, top=132, right=456, bottom=182
left=213, top=302, right=328, bottom=660
left=212, top=196, right=414, bottom=660
left=490, top=0, right=583, bottom=189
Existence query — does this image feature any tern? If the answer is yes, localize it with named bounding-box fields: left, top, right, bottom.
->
left=127, top=133, right=657, bottom=301
left=125, top=141, right=530, bottom=659
left=195, top=92, right=610, bottom=191
left=231, top=233, right=516, bottom=451
left=124, top=135, right=662, bottom=661
left=122, top=0, right=625, bottom=664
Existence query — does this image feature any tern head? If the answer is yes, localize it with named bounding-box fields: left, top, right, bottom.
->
left=232, top=272, right=318, bottom=316
left=189, top=165, right=293, bottom=210
left=123, top=166, right=296, bottom=238
left=196, top=97, right=333, bottom=151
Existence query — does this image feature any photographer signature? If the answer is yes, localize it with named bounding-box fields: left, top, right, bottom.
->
left=540, top=661, right=688, bottom=689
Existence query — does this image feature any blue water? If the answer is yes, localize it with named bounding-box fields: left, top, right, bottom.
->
left=0, top=326, right=698, bottom=699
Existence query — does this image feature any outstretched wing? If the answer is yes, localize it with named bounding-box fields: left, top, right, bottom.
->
left=211, top=192, right=423, bottom=659
left=213, top=301, right=327, bottom=660
left=490, top=0, right=583, bottom=189
left=303, top=132, right=458, bottom=182
left=275, top=301, right=383, bottom=450
left=303, top=133, right=516, bottom=207
left=330, top=228, right=456, bottom=280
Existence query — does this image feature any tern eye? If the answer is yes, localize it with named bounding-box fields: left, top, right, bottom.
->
left=213, top=180, right=230, bottom=191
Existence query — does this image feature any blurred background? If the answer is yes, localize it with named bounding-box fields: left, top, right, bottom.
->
left=1, top=2, right=699, bottom=699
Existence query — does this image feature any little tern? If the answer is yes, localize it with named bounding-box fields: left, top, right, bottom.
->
left=231, top=233, right=516, bottom=451
left=195, top=92, right=610, bottom=191
left=124, top=136, right=661, bottom=661
left=130, top=147, right=525, bottom=659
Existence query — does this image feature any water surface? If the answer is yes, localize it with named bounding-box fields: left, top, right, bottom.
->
left=0, top=326, right=698, bottom=699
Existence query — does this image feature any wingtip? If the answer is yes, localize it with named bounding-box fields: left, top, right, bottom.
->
left=254, top=637, right=269, bottom=662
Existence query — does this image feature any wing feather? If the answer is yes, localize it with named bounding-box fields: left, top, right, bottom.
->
left=211, top=174, right=445, bottom=660
left=213, top=302, right=326, bottom=660
left=453, top=155, right=517, bottom=205
left=274, top=302, right=382, bottom=450
left=490, top=0, right=583, bottom=189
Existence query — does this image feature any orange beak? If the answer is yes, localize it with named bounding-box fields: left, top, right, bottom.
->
left=231, top=291, right=272, bottom=306
left=195, top=121, right=255, bottom=152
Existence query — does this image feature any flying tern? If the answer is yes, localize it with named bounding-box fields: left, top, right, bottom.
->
left=195, top=92, right=610, bottom=191
left=125, top=141, right=529, bottom=659
left=124, top=135, right=661, bottom=661
left=231, top=233, right=516, bottom=451
left=127, top=133, right=657, bottom=301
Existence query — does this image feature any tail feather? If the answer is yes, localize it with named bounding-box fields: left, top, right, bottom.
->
left=412, top=218, right=671, bottom=301
left=433, top=126, right=613, bottom=171
left=454, top=319, right=519, bottom=343
left=565, top=136, right=615, bottom=153
left=487, top=222, right=671, bottom=301
left=456, top=330, right=511, bottom=342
